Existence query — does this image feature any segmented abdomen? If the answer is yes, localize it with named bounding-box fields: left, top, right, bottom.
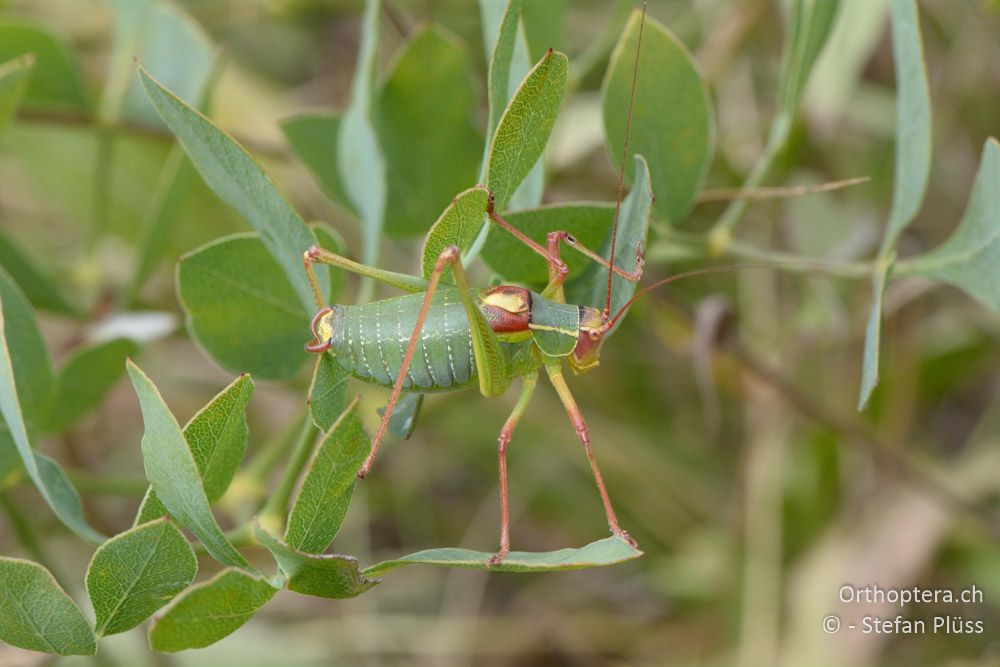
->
left=327, top=288, right=477, bottom=392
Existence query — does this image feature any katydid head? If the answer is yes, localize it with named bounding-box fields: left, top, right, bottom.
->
left=306, top=306, right=336, bottom=353
left=569, top=306, right=608, bottom=373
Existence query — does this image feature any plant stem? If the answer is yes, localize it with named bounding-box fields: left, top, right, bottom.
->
left=65, top=469, right=149, bottom=496
left=258, top=415, right=317, bottom=529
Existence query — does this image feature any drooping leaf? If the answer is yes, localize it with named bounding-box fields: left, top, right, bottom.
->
left=0, top=274, right=101, bottom=543
left=566, top=155, right=652, bottom=329
left=907, top=139, right=1000, bottom=309
left=378, top=26, right=482, bottom=236
left=0, top=557, right=96, bottom=656
left=0, top=225, right=78, bottom=315
left=363, top=535, right=642, bottom=576
left=602, top=11, right=714, bottom=222
left=282, top=113, right=352, bottom=212
left=308, top=353, right=349, bottom=432
left=139, top=65, right=326, bottom=312
left=0, top=267, right=53, bottom=429
left=147, top=568, right=278, bottom=653
left=121, top=4, right=215, bottom=129
left=285, top=398, right=371, bottom=553
left=254, top=522, right=375, bottom=599
left=126, top=360, right=252, bottom=571
left=177, top=233, right=310, bottom=380
left=481, top=203, right=615, bottom=287
left=858, top=0, right=931, bottom=409
left=421, top=186, right=490, bottom=278
left=337, top=0, right=387, bottom=274
left=486, top=48, right=567, bottom=213
left=0, top=21, right=91, bottom=113
left=878, top=0, right=932, bottom=252
left=40, top=338, right=139, bottom=433
left=858, top=257, right=895, bottom=410
left=0, top=55, right=34, bottom=134
left=775, top=0, right=843, bottom=134
left=86, top=518, right=197, bottom=637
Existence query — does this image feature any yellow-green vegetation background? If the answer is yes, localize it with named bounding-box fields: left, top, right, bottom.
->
left=1, top=0, right=999, bottom=665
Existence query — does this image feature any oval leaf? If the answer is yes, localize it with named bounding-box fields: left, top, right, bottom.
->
left=177, top=233, right=309, bottom=380
left=363, top=535, right=642, bottom=576
left=136, top=372, right=255, bottom=525
left=40, top=338, right=139, bottom=433
left=148, top=568, right=277, bottom=653
left=602, top=11, right=713, bottom=223
left=421, top=186, right=490, bottom=278
left=0, top=21, right=90, bottom=112
left=87, top=518, right=197, bottom=637
left=308, top=353, right=349, bottom=432
left=285, top=397, right=372, bottom=553
left=126, top=360, right=252, bottom=571
left=254, top=522, right=375, bottom=599
left=282, top=113, right=353, bottom=212
left=487, top=48, right=568, bottom=212
left=378, top=26, right=482, bottom=236
left=138, top=65, right=326, bottom=312
left=0, top=557, right=96, bottom=656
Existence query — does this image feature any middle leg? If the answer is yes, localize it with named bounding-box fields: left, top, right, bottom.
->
left=488, top=371, right=539, bottom=566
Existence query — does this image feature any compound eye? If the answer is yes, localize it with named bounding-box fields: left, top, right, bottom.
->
left=588, top=330, right=601, bottom=341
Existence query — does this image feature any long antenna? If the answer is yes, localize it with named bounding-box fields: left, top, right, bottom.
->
left=604, top=1, right=647, bottom=320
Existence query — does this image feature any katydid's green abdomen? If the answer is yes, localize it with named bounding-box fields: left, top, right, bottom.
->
left=327, top=288, right=482, bottom=392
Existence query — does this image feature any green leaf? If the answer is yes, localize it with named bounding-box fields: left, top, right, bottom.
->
left=177, top=233, right=309, bottom=380
left=567, top=155, right=652, bottom=327
left=310, top=222, right=347, bottom=303
left=363, top=535, right=642, bottom=576
left=487, top=48, right=567, bottom=213
left=420, top=186, right=490, bottom=278
left=480, top=0, right=526, bottom=154
left=138, top=373, right=254, bottom=524
left=308, top=353, right=349, bottom=432
left=337, top=0, right=386, bottom=272
left=121, top=4, right=215, bottom=129
left=859, top=0, right=931, bottom=410
left=147, top=568, right=277, bottom=653
left=776, top=0, right=843, bottom=131
left=282, top=113, right=353, bottom=212
left=0, top=55, right=33, bottom=135
left=0, top=267, right=53, bottom=429
left=907, top=139, right=1000, bottom=308
left=858, top=257, right=895, bottom=410
left=285, top=397, right=371, bottom=553
left=0, top=225, right=78, bottom=316
left=40, top=338, right=139, bottom=433
left=139, top=65, right=326, bottom=312
left=0, top=21, right=91, bottom=113
left=0, top=557, right=96, bottom=656
left=602, top=11, right=714, bottom=222
left=254, top=522, right=375, bottom=599
left=481, top=203, right=615, bottom=287
left=880, top=0, right=932, bottom=253
left=0, top=273, right=101, bottom=543
left=126, top=360, right=252, bottom=571
left=379, top=392, right=424, bottom=440
left=378, top=26, right=482, bottom=236
left=86, top=518, right=197, bottom=637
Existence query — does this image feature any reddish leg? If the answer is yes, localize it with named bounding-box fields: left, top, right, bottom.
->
left=487, top=372, right=539, bottom=566
left=544, top=360, right=636, bottom=546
